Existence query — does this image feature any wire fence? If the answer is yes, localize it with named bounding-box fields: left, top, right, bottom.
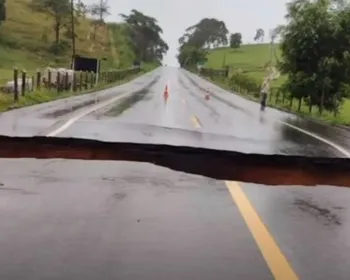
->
left=0, top=67, right=142, bottom=102
left=195, top=67, right=340, bottom=117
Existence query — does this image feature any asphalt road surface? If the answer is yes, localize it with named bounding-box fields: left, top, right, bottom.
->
left=0, top=66, right=350, bottom=280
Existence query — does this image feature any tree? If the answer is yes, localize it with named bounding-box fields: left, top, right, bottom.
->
left=230, top=33, right=242, bottom=48
left=32, top=0, right=71, bottom=44
left=177, top=45, right=207, bottom=67
left=75, top=0, right=88, bottom=18
left=279, top=0, right=350, bottom=112
left=182, top=18, right=229, bottom=48
left=89, top=0, right=110, bottom=22
left=89, top=0, right=110, bottom=40
left=177, top=18, right=229, bottom=67
left=0, top=0, right=6, bottom=27
left=254, top=28, right=264, bottom=43
left=120, top=9, right=168, bottom=63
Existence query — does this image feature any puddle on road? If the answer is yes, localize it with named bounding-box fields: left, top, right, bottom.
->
left=183, top=73, right=248, bottom=113
left=178, top=76, right=219, bottom=117
left=104, top=77, right=159, bottom=117
left=105, top=89, right=150, bottom=117
left=294, top=198, right=342, bottom=226
left=43, top=99, right=100, bottom=118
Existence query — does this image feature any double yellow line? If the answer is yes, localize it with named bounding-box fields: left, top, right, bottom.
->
left=190, top=114, right=299, bottom=280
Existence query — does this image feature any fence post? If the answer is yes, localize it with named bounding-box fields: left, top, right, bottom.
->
left=31, top=76, right=34, bottom=92
left=102, top=72, right=105, bottom=84
left=298, top=98, right=302, bottom=112
left=56, top=71, right=61, bottom=93
left=85, top=72, right=89, bottom=90
left=36, top=70, right=41, bottom=90
left=48, top=70, right=52, bottom=91
left=64, top=72, right=69, bottom=91
left=90, top=71, right=94, bottom=88
left=21, top=70, right=26, bottom=96
left=13, top=68, right=19, bottom=102
left=79, top=72, right=83, bottom=91
left=73, top=72, right=77, bottom=92
left=275, top=91, right=279, bottom=104
left=309, top=102, right=312, bottom=114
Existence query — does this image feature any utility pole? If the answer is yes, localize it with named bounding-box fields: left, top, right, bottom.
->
left=222, top=51, right=226, bottom=68
left=70, top=0, right=76, bottom=68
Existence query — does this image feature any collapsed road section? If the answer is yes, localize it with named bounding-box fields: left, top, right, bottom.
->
left=0, top=135, right=350, bottom=187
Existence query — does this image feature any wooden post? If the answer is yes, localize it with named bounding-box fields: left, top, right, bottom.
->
left=90, top=71, right=94, bottom=88
left=298, top=98, right=302, bottom=112
left=64, top=72, right=69, bottom=91
left=13, top=68, right=19, bottom=102
left=85, top=72, right=89, bottom=90
left=79, top=72, right=83, bottom=91
left=57, top=71, right=61, bottom=93
left=21, top=71, right=26, bottom=96
left=73, top=72, right=77, bottom=92
left=36, top=70, right=41, bottom=90
left=31, top=76, right=34, bottom=92
left=48, top=70, right=52, bottom=90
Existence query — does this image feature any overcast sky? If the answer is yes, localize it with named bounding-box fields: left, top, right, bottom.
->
left=85, top=0, right=290, bottom=66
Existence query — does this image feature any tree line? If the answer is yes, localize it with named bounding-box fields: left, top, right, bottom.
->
left=178, top=0, right=350, bottom=115
left=279, top=0, right=350, bottom=114
left=177, top=18, right=243, bottom=67
left=0, top=0, right=167, bottom=64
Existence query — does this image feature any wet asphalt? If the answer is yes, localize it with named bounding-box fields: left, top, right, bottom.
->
left=0, top=66, right=350, bottom=279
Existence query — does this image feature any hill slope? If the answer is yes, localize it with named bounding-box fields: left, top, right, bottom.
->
left=205, top=44, right=284, bottom=85
left=0, top=0, right=135, bottom=84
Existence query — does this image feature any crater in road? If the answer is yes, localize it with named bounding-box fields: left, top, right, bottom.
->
left=178, top=76, right=220, bottom=118
left=89, top=76, right=160, bottom=118
left=294, top=198, right=343, bottom=226
left=41, top=75, right=160, bottom=119
left=182, top=72, right=249, bottom=114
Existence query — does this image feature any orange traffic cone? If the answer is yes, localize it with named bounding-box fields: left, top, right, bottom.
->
left=164, top=85, right=169, bottom=101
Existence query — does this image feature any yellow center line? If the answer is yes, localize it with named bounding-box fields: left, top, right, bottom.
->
left=226, top=182, right=299, bottom=279
left=190, top=115, right=299, bottom=280
left=191, top=116, right=201, bottom=128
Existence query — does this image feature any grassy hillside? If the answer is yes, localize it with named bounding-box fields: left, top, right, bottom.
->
left=0, top=0, right=136, bottom=85
left=205, top=44, right=285, bottom=86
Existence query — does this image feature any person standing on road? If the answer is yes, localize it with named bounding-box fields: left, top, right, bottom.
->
left=260, top=77, right=270, bottom=111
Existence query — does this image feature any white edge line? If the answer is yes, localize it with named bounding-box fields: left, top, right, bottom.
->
left=47, top=84, right=152, bottom=137
left=277, top=120, right=350, bottom=158
left=186, top=69, right=350, bottom=159
left=50, top=70, right=350, bottom=160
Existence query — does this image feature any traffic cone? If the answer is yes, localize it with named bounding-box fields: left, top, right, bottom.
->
left=164, top=85, right=169, bottom=101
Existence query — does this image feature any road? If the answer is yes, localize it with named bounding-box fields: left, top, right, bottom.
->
left=0, top=66, right=350, bottom=279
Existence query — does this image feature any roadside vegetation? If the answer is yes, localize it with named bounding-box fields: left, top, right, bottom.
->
left=0, top=0, right=167, bottom=110
left=177, top=0, right=350, bottom=126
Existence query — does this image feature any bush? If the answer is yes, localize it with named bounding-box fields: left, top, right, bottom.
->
left=228, top=72, right=261, bottom=94
left=48, top=41, right=70, bottom=55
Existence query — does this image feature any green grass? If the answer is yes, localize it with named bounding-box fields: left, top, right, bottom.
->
left=204, top=44, right=350, bottom=126
left=205, top=44, right=285, bottom=86
left=0, top=66, right=156, bottom=112
left=0, top=0, right=136, bottom=83
left=0, top=0, right=161, bottom=110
